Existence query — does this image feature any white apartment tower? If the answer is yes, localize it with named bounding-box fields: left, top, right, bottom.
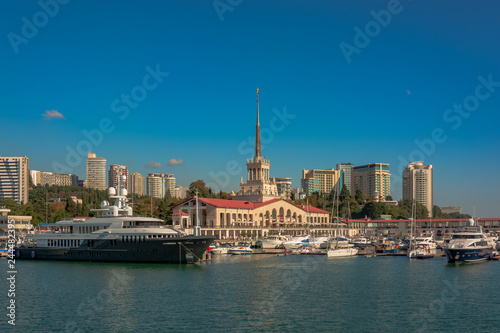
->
left=147, top=173, right=176, bottom=198
left=403, top=161, right=433, bottom=217
left=0, top=156, right=29, bottom=204
left=86, top=152, right=107, bottom=190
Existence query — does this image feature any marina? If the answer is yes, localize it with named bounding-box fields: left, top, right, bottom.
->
left=6, top=251, right=500, bottom=332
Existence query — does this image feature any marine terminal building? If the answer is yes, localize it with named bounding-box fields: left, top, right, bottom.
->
left=173, top=90, right=332, bottom=239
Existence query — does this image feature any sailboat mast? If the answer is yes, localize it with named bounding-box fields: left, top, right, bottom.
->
left=335, top=182, right=340, bottom=249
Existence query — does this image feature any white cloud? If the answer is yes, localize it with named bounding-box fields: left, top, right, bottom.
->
left=145, top=161, right=162, bottom=169
left=167, top=158, right=184, bottom=166
left=42, top=109, right=65, bottom=119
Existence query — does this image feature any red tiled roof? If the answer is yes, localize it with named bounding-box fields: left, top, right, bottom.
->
left=198, top=198, right=255, bottom=209
left=294, top=204, right=330, bottom=214
left=254, top=198, right=283, bottom=208
left=173, top=197, right=330, bottom=214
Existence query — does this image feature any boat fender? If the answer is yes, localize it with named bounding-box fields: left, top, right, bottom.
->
left=31, top=251, right=35, bottom=259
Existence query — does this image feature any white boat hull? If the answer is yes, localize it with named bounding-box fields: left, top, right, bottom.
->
left=327, top=247, right=358, bottom=258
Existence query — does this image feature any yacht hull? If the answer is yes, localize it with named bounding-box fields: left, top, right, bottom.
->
left=444, top=247, right=494, bottom=263
left=14, top=236, right=214, bottom=264
left=327, top=248, right=358, bottom=258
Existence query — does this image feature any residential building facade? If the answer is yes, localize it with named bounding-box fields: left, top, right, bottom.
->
left=30, top=170, right=78, bottom=187
left=86, top=152, right=107, bottom=190
left=275, top=177, right=292, bottom=200
left=128, top=172, right=145, bottom=196
left=175, top=185, right=189, bottom=199
left=108, top=164, right=128, bottom=190
left=336, top=163, right=354, bottom=194
left=301, top=168, right=343, bottom=196
left=0, top=156, right=29, bottom=204
left=146, top=173, right=176, bottom=198
left=403, top=161, right=433, bottom=217
left=352, top=163, right=391, bottom=201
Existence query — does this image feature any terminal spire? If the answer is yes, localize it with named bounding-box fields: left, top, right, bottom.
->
left=255, top=88, right=261, bottom=159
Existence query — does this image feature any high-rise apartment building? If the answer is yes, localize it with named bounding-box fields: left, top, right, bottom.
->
left=403, top=161, right=433, bottom=217
left=146, top=173, right=176, bottom=198
left=336, top=163, right=354, bottom=194
left=301, top=169, right=343, bottom=196
left=128, top=172, right=145, bottom=196
left=0, top=156, right=29, bottom=204
left=86, top=152, right=107, bottom=190
left=108, top=164, right=128, bottom=190
left=352, top=163, right=391, bottom=201
left=275, top=177, right=292, bottom=200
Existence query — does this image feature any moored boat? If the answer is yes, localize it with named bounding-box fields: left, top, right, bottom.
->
left=14, top=175, right=214, bottom=264
left=283, top=235, right=309, bottom=251
left=228, top=242, right=253, bottom=255
left=327, top=247, right=358, bottom=258
left=261, top=234, right=289, bottom=249
left=443, top=220, right=495, bottom=263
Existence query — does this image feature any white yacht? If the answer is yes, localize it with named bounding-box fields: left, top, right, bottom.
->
left=211, top=243, right=231, bottom=255
left=15, top=176, right=214, bottom=264
left=415, top=235, right=437, bottom=250
left=261, top=234, right=289, bottom=249
left=443, top=220, right=496, bottom=263
left=228, top=242, right=253, bottom=255
left=283, top=235, right=310, bottom=251
left=327, top=246, right=358, bottom=258
left=309, top=236, right=330, bottom=249
left=350, top=236, right=370, bottom=245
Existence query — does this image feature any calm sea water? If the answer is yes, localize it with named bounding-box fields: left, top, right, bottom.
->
left=2, top=255, right=500, bottom=332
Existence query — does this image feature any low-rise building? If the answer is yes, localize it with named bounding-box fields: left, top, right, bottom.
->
left=172, top=197, right=331, bottom=239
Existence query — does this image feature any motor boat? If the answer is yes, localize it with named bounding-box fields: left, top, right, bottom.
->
left=228, top=242, right=253, bottom=255
left=443, top=220, right=495, bottom=263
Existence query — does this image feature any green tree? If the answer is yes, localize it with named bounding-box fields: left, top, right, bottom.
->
left=355, top=190, right=366, bottom=205
left=360, top=201, right=389, bottom=219
left=188, top=180, right=215, bottom=198
left=65, top=195, right=77, bottom=216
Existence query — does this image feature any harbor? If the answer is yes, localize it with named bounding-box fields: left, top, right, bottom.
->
left=8, top=251, right=500, bottom=332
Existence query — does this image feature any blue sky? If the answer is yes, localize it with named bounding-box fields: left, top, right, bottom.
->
left=1, top=1, right=499, bottom=216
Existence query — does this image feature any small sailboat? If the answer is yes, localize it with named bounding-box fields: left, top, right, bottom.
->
left=327, top=183, right=358, bottom=258
left=408, top=200, right=432, bottom=259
